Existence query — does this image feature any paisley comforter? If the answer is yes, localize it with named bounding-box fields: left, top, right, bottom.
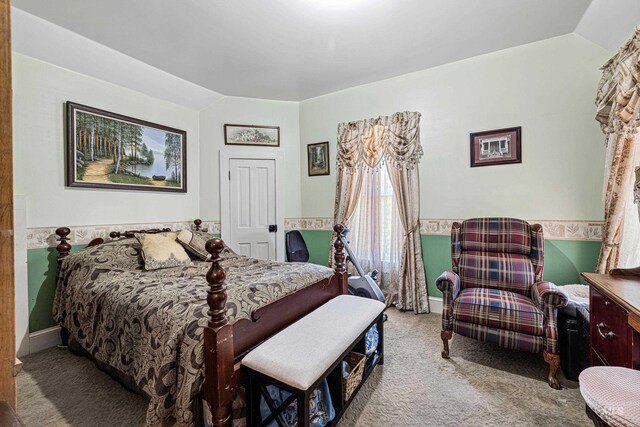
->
left=53, top=238, right=334, bottom=426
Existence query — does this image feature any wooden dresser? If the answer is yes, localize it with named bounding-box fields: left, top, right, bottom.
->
left=581, top=271, right=640, bottom=370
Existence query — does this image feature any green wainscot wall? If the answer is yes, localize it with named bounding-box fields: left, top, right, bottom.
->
left=300, top=230, right=602, bottom=297
left=27, top=245, right=83, bottom=332
left=27, top=231, right=601, bottom=333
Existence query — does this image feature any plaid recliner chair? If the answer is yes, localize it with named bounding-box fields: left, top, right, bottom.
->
left=436, top=218, right=568, bottom=389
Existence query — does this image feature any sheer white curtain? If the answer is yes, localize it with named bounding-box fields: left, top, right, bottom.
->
left=618, top=147, right=640, bottom=268
left=348, top=164, right=403, bottom=299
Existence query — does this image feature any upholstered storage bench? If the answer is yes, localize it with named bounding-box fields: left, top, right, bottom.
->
left=242, top=295, right=385, bottom=427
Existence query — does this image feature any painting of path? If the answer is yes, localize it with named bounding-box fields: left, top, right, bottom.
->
left=67, top=103, right=186, bottom=192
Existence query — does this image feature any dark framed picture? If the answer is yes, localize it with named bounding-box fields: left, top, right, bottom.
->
left=307, top=141, right=330, bottom=176
left=470, top=126, right=521, bottom=167
left=66, top=102, right=187, bottom=192
left=224, top=124, right=280, bottom=147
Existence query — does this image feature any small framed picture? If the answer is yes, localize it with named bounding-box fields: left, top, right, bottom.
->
left=307, top=142, right=330, bottom=176
left=224, top=124, right=280, bottom=147
left=470, top=126, right=521, bottom=167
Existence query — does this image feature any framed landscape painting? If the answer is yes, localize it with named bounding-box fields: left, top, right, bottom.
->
left=470, top=126, right=521, bottom=167
left=307, top=141, right=330, bottom=176
left=66, top=102, right=187, bottom=192
left=224, top=124, right=280, bottom=147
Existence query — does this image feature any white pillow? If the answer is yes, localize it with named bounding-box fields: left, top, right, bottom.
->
left=135, top=232, right=192, bottom=271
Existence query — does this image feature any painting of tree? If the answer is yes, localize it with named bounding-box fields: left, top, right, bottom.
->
left=164, top=133, right=182, bottom=185
left=66, top=102, right=187, bottom=192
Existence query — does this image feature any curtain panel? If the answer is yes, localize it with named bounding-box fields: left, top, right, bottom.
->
left=595, top=27, right=640, bottom=273
left=331, top=111, right=429, bottom=313
left=348, top=167, right=403, bottom=301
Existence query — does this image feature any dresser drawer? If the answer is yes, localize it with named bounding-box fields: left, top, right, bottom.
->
left=590, top=287, right=629, bottom=367
left=590, top=348, right=607, bottom=367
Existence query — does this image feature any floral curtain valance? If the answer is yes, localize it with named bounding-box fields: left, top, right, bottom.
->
left=595, top=27, right=640, bottom=273
left=336, top=111, right=423, bottom=170
left=596, top=27, right=640, bottom=138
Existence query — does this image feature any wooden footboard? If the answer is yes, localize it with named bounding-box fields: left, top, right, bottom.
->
left=202, top=223, right=348, bottom=427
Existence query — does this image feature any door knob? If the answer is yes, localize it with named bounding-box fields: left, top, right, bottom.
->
left=268, top=224, right=278, bottom=232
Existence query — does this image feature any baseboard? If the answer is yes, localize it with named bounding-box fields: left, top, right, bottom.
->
left=429, top=296, right=443, bottom=314
left=29, top=326, right=61, bottom=354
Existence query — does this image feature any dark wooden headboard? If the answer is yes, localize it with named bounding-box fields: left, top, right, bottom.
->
left=55, top=219, right=204, bottom=262
left=108, top=227, right=172, bottom=240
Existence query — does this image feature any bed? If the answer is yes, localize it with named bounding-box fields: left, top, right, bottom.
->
left=53, top=220, right=348, bottom=427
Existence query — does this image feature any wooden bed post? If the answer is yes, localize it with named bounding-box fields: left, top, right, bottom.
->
left=203, top=238, right=234, bottom=427
left=194, top=219, right=202, bottom=231
left=55, top=227, right=72, bottom=265
left=55, top=227, right=72, bottom=346
left=333, top=224, right=349, bottom=295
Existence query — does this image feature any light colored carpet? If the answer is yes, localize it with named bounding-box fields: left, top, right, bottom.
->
left=17, top=309, right=590, bottom=426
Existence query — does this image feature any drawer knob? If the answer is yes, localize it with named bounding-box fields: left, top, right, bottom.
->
left=605, top=300, right=611, bottom=306
left=596, top=322, right=616, bottom=340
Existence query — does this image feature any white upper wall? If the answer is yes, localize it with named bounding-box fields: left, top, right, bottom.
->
left=12, top=23, right=617, bottom=228
left=199, top=97, right=302, bottom=220
left=11, top=53, right=303, bottom=229
left=12, top=53, right=201, bottom=227
left=299, top=34, right=610, bottom=220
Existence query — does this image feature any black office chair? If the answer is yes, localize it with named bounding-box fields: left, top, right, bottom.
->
left=285, top=230, right=309, bottom=262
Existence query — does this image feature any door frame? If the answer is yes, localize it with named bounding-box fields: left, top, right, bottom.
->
left=219, top=149, right=285, bottom=262
left=0, top=0, right=16, bottom=406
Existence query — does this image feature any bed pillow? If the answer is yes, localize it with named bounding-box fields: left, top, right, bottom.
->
left=177, top=229, right=237, bottom=261
left=134, top=232, right=192, bottom=270
left=177, top=229, right=214, bottom=261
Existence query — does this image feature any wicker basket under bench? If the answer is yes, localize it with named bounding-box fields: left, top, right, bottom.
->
left=242, top=295, right=385, bottom=427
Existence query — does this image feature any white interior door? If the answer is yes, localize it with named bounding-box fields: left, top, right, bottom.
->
left=228, top=158, right=277, bottom=260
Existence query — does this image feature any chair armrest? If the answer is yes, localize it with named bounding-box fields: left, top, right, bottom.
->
left=436, top=271, right=461, bottom=301
left=531, top=281, right=568, bottom=310
left=531, top=281, right=567, bottom=356
left=436, top=271, right=461, bottom=332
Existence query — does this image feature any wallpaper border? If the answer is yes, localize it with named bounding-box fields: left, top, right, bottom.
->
left=27, top=220, right=221, bottom=249
left=26, top=217, right=604, bottom=249
left=284, top=218, right=604, bottom=241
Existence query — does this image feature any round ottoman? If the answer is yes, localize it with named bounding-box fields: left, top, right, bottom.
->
left=579, top=366, right=640, bottom=426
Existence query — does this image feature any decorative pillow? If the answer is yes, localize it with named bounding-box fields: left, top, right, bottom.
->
left=177, top=229, right=214, bottom=261
left=134, top=232, right=192, bottom=270
left=177, top=229, right=237, bottom=260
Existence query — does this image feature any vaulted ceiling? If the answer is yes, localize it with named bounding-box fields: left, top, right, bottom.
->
left=11, top=0, right=640, bottom=103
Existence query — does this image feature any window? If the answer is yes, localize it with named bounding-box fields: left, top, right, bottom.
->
left=348, top=163, right=403, bottom=292
left=619, top=148, right=640, bottom=267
